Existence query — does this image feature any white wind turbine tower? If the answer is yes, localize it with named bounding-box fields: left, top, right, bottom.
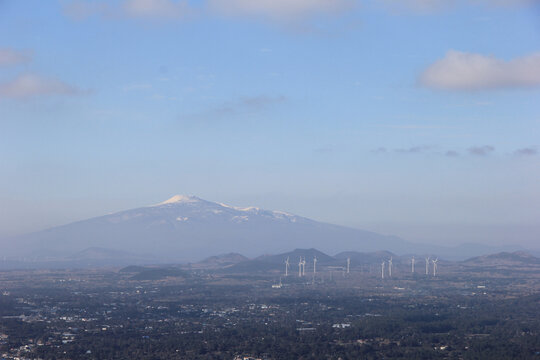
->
left=425, top=257, right=430, bottom=275
left=388, top=257, right=393, bottom=278
left=411, top=256, right=415, bottom=273
left=346, top=257, right=350, bottom=274
left=285, top=257, right=290, bottom=277
left=381, top=261, right=385, bottom=279
left=432, top=258, right=438, bottom=277
left=313, top=256, right=317, bottom=274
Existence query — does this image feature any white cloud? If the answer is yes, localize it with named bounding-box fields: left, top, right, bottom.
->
left=419, top=50, right=540, bottom=90
left=380, top=0, right=534, bottom=14
left=0, top=49, right=32, bottom=66
left=0, top=73, right=82, bottom=99
left=380, top=0, right=455, bottom=13
left=63, top=1, right=111, bottom=20
left=62, top=0, right=536, bottom=23
left=64, top=0, right=192, bottom=20
left=122, top=0, right=192, bottom=19
left=483, top=0, right=536, bottom=6
left=468, top=145, right=494, bottom=156
left=208, top=0, right=353, bottom=21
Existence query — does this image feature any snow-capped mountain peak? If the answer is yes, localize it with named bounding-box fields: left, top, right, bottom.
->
left=10, top=195, right=408, bottom=262
left=155, top=195, right=201, bottom=206
left=155, top=195, right=296, bottom=221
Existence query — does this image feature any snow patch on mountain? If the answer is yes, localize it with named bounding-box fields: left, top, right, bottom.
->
left=155, top=195, right=201, bottom=206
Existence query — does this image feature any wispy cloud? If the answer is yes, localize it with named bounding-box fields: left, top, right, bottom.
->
left=0, top=48, right=32, bottom=66
left=186, top=95, right=286, bottom=121
left=380, top=0, right=535, bottom=14
left=62, top=0, right=535, bottom=25
left=207, top=0, right=353, bottom=21
left=371, top=146, right=517, bottom=158
left=514, top=147, right=538, bottom=156
left=123, top=0, right=192, bottom=19
left=381, top=124, right=453, bottom=130
left=238, top=95, right=286, bottom=109
left=445, top=150, right=459, bottom=157
left=0, top=73, right=83, bottom=99
left=63, top=1, right=112, bottom=20
left=64, top=0, right=193, bottom=21
left=483, top=0, right=537, bottom=6
left=395, top=145, right=434, bottom=154
left=420, top=50, right=540, bottom=90
left=371, top=145, right=436, bottom=155
left=371, top=147, right=388, bottom=154
left=213, top=95, right=286, bottom=115
left=64, top=0, right=353, bottom=25
left=122, top=83, right=153, bottom=91
left=380, top=0, right=456, bottom=14
left=373, top=145, right=539, bottom=158
left=468, top=145, right=495, bottom=156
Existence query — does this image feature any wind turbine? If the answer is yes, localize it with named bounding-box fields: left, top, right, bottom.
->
left=381, top=261, right=385, bottom=279
left=388, top=257, right=393, bottom=278
left=432, top=258, right=438, bottom=277
left=346, top=257, right=350, bottom=274
left=285, top=257, right=290, bottom=277
left=411, top=256, right=415, bottom=273
left=425, top=257, right=430, bottom=275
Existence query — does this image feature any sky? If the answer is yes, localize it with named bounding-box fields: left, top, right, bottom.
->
left=0, top=0, right=539, bottom=249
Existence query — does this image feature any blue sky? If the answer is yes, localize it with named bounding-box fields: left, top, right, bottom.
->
left=0, top=0, right=539, bottom=248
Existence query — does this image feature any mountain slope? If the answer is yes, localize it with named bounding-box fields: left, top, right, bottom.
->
left=335, top=251, right=396, bottom=264
left=463, top=251, right=540, bottom=266
left=255, top=248, right=337, bottom=265
left=10, top=195, right=408, bottom=262
left=219, top=248, right=339, bottom=274
left=191, top=253, right=249, bottom=269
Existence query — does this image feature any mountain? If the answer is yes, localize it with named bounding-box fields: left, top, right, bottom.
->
left=255, top=248, right=337, bottom=265
left=130, top=267, right=188, bottom=281
left=8, top=195, right=408, bottom=262
left=463, top=251, right=540, bottom=266
left=191, top=253, right=249, bottom=269
left=335, top=250, right=396, bottom=265
left=218, top=248, right=339, bottom=274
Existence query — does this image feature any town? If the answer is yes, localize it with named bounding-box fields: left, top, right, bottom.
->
left=1, top=249, right=539, bottom=359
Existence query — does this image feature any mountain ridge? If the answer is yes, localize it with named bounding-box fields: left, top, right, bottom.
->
left=8, top=195, right=407, bottom=262
left=463, top=251, right=540, bottom=265
left=5, top=195, right=529, bottom=264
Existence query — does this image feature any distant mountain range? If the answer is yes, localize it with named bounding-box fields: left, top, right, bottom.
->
left=462, top=251, right=540, bottom=266
left=206, top=249, right=540, bottom=275
left=3, top=195, right=528, bottom=267
left=116, top=248, right=540, bottom=279
left=6, top=195, right=408, bottom=262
